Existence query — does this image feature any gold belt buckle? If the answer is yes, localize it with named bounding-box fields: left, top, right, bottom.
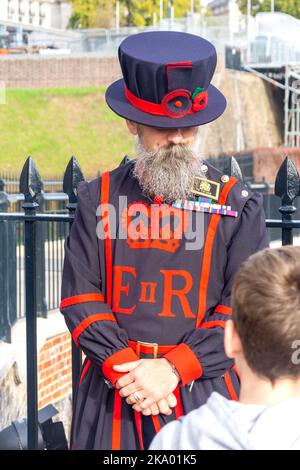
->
left=136, top=341, right=158, bottom=359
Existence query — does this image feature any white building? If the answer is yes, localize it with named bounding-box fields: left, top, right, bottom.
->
left=0, top=0, right=72, bottom=29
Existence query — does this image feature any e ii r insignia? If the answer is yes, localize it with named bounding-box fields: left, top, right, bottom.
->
left=190, top=176, right=220, bottom=201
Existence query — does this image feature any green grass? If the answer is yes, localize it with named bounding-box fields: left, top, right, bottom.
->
left=0, top=86, right=135, bottom=180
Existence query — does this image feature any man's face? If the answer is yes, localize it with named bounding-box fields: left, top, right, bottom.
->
left=125, top=120, right=205, bottom=204
left=127, top=121, right=199, bottom=151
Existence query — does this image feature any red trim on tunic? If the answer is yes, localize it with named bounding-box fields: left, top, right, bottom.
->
left=60, top=293, right=105, bottom=309
left=151, top=415, right=161, bottom=433
left=102, top=347, right=140, bottom=387
left=134, top=410, right=144, bottom=450
left=224, top=370, right=239, bottom=401
left=196, top=178, right=238, bottom=328
left=201, top=320, right=226, bottom=329
left=163, top=343, right=203, bottom=387
left=101, top=171, right=113, bottom=309
left=173, top=385, right=184, bottom=419
left=79, top=359, right=91, bottom=386
left=101, top=171, right=125, bottom=450
left=112, top=390, right=122, bottom=450
left=232, top=364, right=240, bottom=382
left=214, top=304, right=232, bottom=316
left=72, top=313, right=116, bottom=346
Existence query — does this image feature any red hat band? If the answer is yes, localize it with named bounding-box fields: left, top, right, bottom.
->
left=125, top=84, right=208, bottom=119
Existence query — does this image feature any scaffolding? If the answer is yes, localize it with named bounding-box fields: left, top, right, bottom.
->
left=240, top=13, right=300, bottom=148
left=284, top=64, right=300, bottom=147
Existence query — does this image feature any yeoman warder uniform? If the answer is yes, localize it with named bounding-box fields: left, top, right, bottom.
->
left=60, top=31, right=269, bottom=450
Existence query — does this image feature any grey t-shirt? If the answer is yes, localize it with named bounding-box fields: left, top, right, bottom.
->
left=149, top=391, right=300, bottom=450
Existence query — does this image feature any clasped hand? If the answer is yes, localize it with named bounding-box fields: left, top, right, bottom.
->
left=113, top=358, right=180, bottom=416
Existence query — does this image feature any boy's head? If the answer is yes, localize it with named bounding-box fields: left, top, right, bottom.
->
left=225, top=246, right=300, bottom=384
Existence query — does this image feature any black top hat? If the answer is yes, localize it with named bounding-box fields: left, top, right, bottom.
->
left=105, top=30, right=226, bottom=128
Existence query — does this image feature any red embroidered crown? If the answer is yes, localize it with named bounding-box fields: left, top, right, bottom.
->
left=121, top=201, right=189, bottom=253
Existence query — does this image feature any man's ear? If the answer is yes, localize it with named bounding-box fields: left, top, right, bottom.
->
left=224, top=319, right=242, bottom=359
left=126, top=119, right=139, bottom=135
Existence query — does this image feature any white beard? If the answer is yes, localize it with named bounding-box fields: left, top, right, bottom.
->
left=131, top=128, right=206, bottom=204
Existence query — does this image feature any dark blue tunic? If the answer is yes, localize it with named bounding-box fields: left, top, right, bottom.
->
left=60, top=158, right=269, bottom=450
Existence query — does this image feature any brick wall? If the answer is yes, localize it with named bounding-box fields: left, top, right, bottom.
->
left=228, top=147, right=300, bottom=184
left=38, top=331, right=72, bottom=410
left=253, top=147, right=300, bottom=184
left=0, top=55, right=122, bottom=88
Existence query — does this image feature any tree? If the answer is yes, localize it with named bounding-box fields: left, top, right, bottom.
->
left=67, top=0, right=200, bottom=29
left=67, top=0, right=115, bottom=29
left=67, top=0, right=98, bottom=28
left=121, top=0, right=153, bottom=27
left=238, top=0, right=300, bottom=19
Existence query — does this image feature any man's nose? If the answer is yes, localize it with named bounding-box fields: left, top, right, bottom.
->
left=167, top=129, right=184, bottom=144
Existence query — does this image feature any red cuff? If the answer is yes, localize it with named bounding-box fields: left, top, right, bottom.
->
left=201, top=320, right=226, bottom=329
left=163, top=343, right=203, bottom=387
left=214, top=304, right=232, bottom=316
left=102, top=347, right=140, bottom=387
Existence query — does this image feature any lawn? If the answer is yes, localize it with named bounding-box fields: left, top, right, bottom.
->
left=0, top=86, right=135, bottom=180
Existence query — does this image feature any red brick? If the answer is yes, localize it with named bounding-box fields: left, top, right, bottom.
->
left=0, top=56, right=121, bottom=88
left=39, top=365, right=71, bottom=385
left=39, top=360, right=52, bottom=370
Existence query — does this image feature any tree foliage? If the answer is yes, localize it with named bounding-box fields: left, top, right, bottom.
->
left=238, top=0, right=300, bottom=19
left=67, top=0, right=200, bottom=29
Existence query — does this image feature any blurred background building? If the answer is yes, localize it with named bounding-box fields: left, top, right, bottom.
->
left=0, top=0, right=71, bottom=29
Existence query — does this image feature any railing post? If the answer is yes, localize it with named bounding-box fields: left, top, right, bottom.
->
left=224, top=156, right=244, bottom=183
left=36, top=190, right=47, bottom=318
left=0, top=178, right=12, bottom=343
left=119, top=155, right=131, bottom=166
left=7, top=203, right=17, bottom=338
left=63, top=156, right=85, bottom=410
left=274, top=156, right=300, bottom=246
left=20, top=157, right=43, bottom=450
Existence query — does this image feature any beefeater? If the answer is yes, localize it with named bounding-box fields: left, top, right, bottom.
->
left=60, top=31, right=269, bottom=450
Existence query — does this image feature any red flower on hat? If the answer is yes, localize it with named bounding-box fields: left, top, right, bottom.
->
left=192, top=87, right=208, bottom=111
left=161, top=89, right=192, bottom=118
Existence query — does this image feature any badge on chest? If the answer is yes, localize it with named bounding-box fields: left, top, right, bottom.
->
left=190, top=176, right=220, bottom=201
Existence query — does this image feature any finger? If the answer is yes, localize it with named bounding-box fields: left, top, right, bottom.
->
left=119, top=383, right=147, bottom=399
left=125, top=393, right=145, bottom=405
left=166, top=393, right=177, bottom=408
left=150, top=403, right=159, bottom=416
left=113, top=360, right=143, bottom=372
left=157, top=399, right=172, bottom=415
left=141, top=407, right=152, bottom=416
left=139, top=397, right=156, bottom=410
left=132, top=403, right=143, bottom=412
left=115, top=373, right=135, bottom=390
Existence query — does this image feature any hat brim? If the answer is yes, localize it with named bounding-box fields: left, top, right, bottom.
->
left=105, top=78, right=227, bottom=128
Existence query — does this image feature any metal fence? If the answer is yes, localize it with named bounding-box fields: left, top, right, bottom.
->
left=0, top=170, right=65, bottom=194
left=0, top=14, right=246, bottom=56
left=0, top=175, right=69, bottom=342
left=1, top=153, right=300, bottom=449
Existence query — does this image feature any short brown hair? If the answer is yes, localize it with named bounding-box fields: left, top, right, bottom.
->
left=232, top=245, right=300, bottom=382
